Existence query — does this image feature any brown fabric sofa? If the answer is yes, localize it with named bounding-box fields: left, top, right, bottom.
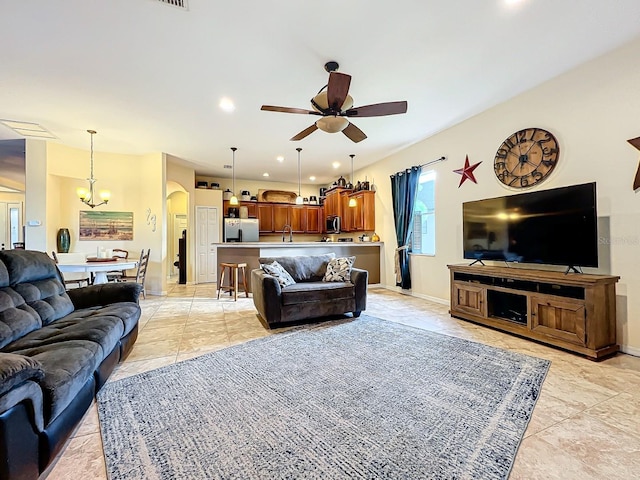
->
left=251, top=254, right=368, bottom=328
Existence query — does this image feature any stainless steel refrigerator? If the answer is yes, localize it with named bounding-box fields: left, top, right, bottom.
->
left=223, top=218, right=259, bottom=242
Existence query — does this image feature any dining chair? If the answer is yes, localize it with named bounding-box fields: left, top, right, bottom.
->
left=51, top=251, right=91, bottom=288
left=120, top=249, right=150, bottom=299
left=106, top=248, right=129, bottom=282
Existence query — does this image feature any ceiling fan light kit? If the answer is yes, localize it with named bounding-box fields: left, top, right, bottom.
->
left=261, top=61, right=408, bottom=143
left=316, top=116, right=349, bottom=133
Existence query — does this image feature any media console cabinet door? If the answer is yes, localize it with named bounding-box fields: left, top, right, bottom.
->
left=452, top=282, right=486, bottom=317
left=530, top=296, right=587, bottom=346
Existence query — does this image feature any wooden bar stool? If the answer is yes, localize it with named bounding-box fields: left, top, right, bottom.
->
left=217, top=262, right=249, bottom=301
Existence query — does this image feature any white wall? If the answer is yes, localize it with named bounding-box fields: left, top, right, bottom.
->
left=364, top=36, right=640, bottom=354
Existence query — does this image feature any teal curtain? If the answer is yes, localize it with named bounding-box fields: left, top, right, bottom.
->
left=390, top=166, right=422, bottom=289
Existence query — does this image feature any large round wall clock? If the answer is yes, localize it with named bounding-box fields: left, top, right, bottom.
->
left=493, top=127, right=559, bottom=188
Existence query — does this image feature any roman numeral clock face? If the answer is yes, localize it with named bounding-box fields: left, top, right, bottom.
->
left=494, top=128, right=559, bottom=188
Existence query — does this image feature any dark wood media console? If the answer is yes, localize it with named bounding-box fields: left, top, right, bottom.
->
left=448, top=264, right=620, bottom=359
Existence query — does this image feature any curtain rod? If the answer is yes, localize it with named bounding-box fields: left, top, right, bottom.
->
left=419, top=156, right=446, bottom=168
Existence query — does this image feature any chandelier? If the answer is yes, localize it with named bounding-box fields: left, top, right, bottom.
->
left=77, top=129, right=110, bottom=208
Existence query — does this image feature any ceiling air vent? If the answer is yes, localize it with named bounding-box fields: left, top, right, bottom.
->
left=156, top=0, right=188, bottom=10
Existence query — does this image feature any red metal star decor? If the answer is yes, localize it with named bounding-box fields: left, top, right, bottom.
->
left=627, top=136, right=640, bottom=190
left=453, top=155, right=482, bottom=187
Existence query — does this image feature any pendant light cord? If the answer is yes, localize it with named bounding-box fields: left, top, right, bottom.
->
left=297, top=148, right=302, bottom=196
left=231, top=147, right=237, bottom=194
left=350, top=154, right=355, bottom=185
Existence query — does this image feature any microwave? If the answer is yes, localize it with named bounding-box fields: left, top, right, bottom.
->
left=326, top=215, right=341, bottom=234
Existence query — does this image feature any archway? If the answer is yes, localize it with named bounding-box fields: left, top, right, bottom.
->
left=166, top=181, right=188, bottom=283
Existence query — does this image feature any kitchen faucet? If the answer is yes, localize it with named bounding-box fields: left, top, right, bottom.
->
left=282, top=224, right=293, bottom=242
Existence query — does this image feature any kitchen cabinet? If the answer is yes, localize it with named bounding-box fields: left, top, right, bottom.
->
left=273, top=205, right=290, bottom=232
left=305, top=206, right=323, bottom=234
left=257, top=204, right=274, bottom=232
left=347, top=191, right=375, bottom=232
left=323, top=187, right=349, bottom=219
left=289, top=206, right=306, bottom=233
left=256, top=203, right=325, bottom=234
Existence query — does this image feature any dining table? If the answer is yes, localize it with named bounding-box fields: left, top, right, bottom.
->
left=56, top=256, right=139, bottom=284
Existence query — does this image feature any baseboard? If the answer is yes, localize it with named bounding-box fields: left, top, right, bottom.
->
left=620, top=344, right=640, bottom=357
left=379, top=284, right=449, bottom=306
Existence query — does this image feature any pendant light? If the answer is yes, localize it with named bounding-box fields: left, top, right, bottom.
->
left=295, top=148, right=304, bottom=205
left=229, top=147, right=239, bottom=206
left=77, top=129, right=111, bottom=208
left=348, top=154, right=357, bottom=208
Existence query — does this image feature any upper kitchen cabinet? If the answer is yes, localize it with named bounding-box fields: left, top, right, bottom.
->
left=347, top=191, right=375, bottom=232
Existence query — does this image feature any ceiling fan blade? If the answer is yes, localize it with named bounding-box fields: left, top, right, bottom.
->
left=327, top=72, right=351, bottom=111
left=343, top=101, right=408, bottom=117
left=261, top=105, right=320, bottom=115
left=290, top=124, right=318, bottom=141
left=342, top=122, right=367, bottom=143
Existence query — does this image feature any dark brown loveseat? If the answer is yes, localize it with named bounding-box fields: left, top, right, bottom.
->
left=251, top=253, right=368, bottom=328
left=0, top=250, right=142, bottom=480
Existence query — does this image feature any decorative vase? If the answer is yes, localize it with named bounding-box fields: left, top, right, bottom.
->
left=56, top=228, right=71, bottom=253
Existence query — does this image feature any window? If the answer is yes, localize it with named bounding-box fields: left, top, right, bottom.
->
left=411, top=170, right=436, bottom=255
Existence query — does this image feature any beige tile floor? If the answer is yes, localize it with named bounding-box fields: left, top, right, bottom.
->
left=42, top=284, right=640, bottom=479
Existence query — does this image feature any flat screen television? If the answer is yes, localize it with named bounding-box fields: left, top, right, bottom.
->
left=462, top=182, right=598, bottom=269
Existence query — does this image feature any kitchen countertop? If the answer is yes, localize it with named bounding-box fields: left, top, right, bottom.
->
left=214, top=242, right=383, bottom=286
left=216, top=242, right=383, bottom=248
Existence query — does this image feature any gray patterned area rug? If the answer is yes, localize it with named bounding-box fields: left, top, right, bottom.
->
left=97, top=315, right=549, bottom=479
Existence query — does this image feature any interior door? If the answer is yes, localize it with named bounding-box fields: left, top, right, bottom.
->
left=196, top=206, right=219, bottom=284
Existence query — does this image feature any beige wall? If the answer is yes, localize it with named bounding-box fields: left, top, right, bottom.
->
left=42, top=143, right=167, bottom=295
left=364, top=37, right=640, bottom=354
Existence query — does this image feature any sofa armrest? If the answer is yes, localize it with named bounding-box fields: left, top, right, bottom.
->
left=351, top=267, right=368, bottom=313
left=66, top=282, right=143, bottom=310
left=251, top=268, right=283, bottom=326
left=0, top=353, right=44, bottom=398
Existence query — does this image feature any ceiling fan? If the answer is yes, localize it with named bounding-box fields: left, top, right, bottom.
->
left=261, top=61, right=408, bottom=143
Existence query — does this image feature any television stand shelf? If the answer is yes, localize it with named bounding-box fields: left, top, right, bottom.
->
left=447, top=264, right=620, bottom=359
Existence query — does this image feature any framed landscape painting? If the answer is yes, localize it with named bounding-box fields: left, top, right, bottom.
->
left=79, top=211, right=134, bottom=240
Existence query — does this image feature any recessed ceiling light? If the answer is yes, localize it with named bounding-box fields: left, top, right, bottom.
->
left=276, top=156, right=284, bottom=162
left=309, top=176, right=316, bottom=181
left=219, top=97, right=235, bottom=112
left=263, top=172, right=270, bottom=177
left=332, top=161, right=340, bottom=169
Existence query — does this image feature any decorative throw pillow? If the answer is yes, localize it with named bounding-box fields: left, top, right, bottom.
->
left=261, top=261, right=296, bottom=287
left=323, top=256, right=355, bottom=282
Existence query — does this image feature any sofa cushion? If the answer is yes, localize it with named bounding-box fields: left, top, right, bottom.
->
left=281, top=281, right=354, bottom=306
left=0, top=352, right=44, bottom=397
left=4, top=315, right=124, bottom=365
left=323, top=256, right=355, bottom=282
left=0, top=250, right=74, bottom=327
left=0, top=250, right=61, bottom=285
left=261, top=261, right=296, bottom=287
left=10, top=339, right=102, bottom=424
left=0, top=286, right=44, bottom=350
left=63, top=303, right=141, bottom=337
left=13, top=279, right=74, bottom=326
left=258, top=254, right=335, bottom=282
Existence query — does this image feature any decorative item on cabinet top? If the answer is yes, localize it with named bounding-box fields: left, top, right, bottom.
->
left=257, top=189, right=299, bottom=203
left=196, top=181, right=220, bottom=189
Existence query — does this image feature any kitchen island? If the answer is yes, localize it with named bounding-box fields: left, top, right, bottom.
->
left=216, top=242, right=382, bottom=291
